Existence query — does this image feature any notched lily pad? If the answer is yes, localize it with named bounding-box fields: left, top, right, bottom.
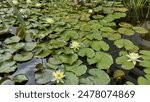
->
left=64, top=72, right=79, bottom=85
left=4, top=36, right=20, bottom=44
left=133, top=27, right=148, bottom=34
left=78, top=48, right=95, bottom=58
left=118, top=28, right=135, bottom=35
left=14, top=52, right=33, bottom=62
left=91, top=41, right=110, bottom=51
left=13, top=74, right=28, bottom=84
left=0, top=60, right=17, bottom=73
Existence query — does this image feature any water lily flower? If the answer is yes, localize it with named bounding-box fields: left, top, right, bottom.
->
left=88, top=9, right=93, bottom=14
left=46, top=18, right=55, bottom=24
left=126, top=52, right=142, bottom=65
left=35, top=3, right=42, bottom=8
left=12, top=0, right=19, bottom=5
left=52, top=70, right=65, bottom=83
left=70, top=41, right=80, bottom=50
left=26, top=0, right=32, bottom=4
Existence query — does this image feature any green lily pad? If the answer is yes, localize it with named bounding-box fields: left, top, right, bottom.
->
left=133, top=27, right=148, bottom=34
left=35, top=69, right=54, bottom=84
left=91, top=41, right=110, bottom=51
left=65, top=64, right=87, bottom=76
left=114, top=39, right=135, bottom=50
left=4, top=36, right=20, bottom=44
left=87, top=52, right=113, bottom=69
left=108, top=33, right=121, bottom=40
left=139, top=50, right=150, bottom=60
left=24, top=42, right=36, bottom=51
left=0, top=52, right=12, bottom=63
left=0, top=60, right=16, bottom=73
left=119, top=22, right=133, bottom=28
left=7, top=43, right=25, bottom=53
left=64, top=72, right=79, bottom=85
left=116, top=55, right=135, bottom=70
left=138, top=74, right=150, bottom=85
left=78, top=48, right=95, bottom=58
left=80, top=69, right=110, bottom=85
left=47, top=58, right=62, bottom=70
left=118, top=28, right=135, bottom=35
left=13, top=74, right=28, bottom=84
left=144, top=68, right=150, bottom=74
left=57, top=54, right=78, bottom=65
left=34, top=43, right=52, bottom=58
left=61, top=30, right=79, bottom=41
left=14, top=52, right=33, bottom=62
left=100, top=27, right=114, bottom=32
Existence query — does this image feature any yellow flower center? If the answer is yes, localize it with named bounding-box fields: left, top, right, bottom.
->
left=53, top=70, right=65, bottom=83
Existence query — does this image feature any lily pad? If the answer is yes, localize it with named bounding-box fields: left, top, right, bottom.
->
left=4, top=36, right=20, bottom=44
left=64, top=72, right=79, bottom=85
left=119, top=22, right=133, bottom=28
left=114, top=39, right=135, bottom=50
left=138, top=74, right=150, bottom=85
left=0, top=52, right=12, bottom=63
left=0, top=60, right=16, bottom=73
left=65, top=64, right=87, bottom=76
left=35, top=69, right=54, bottom=84
left=7, top=43, right=25, bottom=53
left=91, top=41, right=110, bottom=51
left=118, top=28, right=135, bottom=35
left=13, top=74, right=28, bottom=84
left=78, top=48, right=95, bottom=58
left=116, top=55, right=135, bottom=70
left=80, top=69, right=110, bottom=85
left=14, top=52, right=33, bottom=62
left=24, top=42, right=37, bottom=51
left=57, top=54, right=78, bottom=65
left=87, top=52, right=113, bottom=69
left=133, top=27, right=148, bottom=34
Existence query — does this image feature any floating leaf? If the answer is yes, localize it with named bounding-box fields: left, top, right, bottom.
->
left=61, top=30, right=79, bottom=41
left=114, top=39, right=135, bottom=50
left=116, top=55, right=135, bottom=70
left=133, top=27, right=148, bottom=34
left=81, top=69, right=110, bottom=85
left=64, top=72, right=79, bottom=85
left=119, top=22, right=133, bottom=28
left=118, top=28, right=135, bottom=35
left=78, top=48, right=95, bottom=58
left=0, top=60, right=16, bottom=73
left=57, top=54, right=78, bottom=65
left=14, top=52, right=33, bottom=62
left=91, top=41, right=109, bottom=51
left=35, top=69, right=54, bottom=84
left=0, top=52, right=12, bottom=63
left=7, top=43, right=25, bottom=53
left=113, top=7, right=128, bottom=12
left=87, top=52, right=113, bottom=69
left=138, top=75, right=150, bottom=85
left=13, top=74, right=28, bottom=84
left=4, top=36, right=20, bottom=44
left=66, top=64, right=87, bottom=76
left=24, top=42, right=36, bottom=51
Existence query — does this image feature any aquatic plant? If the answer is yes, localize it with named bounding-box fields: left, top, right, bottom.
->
left=0, top=0, right=149, bottom=85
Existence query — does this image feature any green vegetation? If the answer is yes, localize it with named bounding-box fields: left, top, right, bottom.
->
left=0, top=0, right=150, bottom=85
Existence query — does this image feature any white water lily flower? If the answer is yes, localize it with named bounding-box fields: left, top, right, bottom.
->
left=12, top=0, right=19, bottom=5
left=52, top=70, right=65, bottom=83
left=35, top=3, right=42, bottom=7
left=88, top=9, right=93, bottom=13
left=46, top=18, right=55, bottom=24
left=70, top=41, right=80, bottom=50
left=26, top=0, right=32, bottom=4
left=126, top=52, right=142, bottom=65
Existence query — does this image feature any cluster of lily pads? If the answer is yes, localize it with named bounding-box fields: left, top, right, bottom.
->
left=0, top=0, right=150, bottom=85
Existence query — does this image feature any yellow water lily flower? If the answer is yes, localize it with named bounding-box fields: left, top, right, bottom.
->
left=126, top=52, right=142, bottom=65
left=52, top=70, right=65, bottom=83
left=88, top=9, right=93, bottom=13
left=12, top=0, right=19, bottom=5
left=26, top=0, right=32, bottom=4
left=70, top=41, right=80, bottom=50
